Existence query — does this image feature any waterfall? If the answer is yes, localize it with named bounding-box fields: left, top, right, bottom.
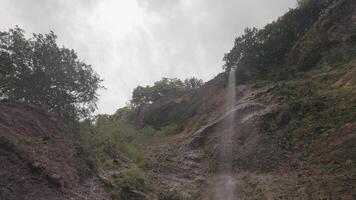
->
left=227, top=67, right=237, bottom=112
left=226, top=67, right=237, bottom=166
left=211, top=67, right=237, bottom=200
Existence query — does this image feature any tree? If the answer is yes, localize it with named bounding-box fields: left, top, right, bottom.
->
left=131, top=77, right=203, bottom=107
left=223, top=0, right=338, bottom=78
left=0, top=27, right=103, bottom=119
left=223, top=27, right=260, bottom=71
left=183, top=77, right=204, bottom=90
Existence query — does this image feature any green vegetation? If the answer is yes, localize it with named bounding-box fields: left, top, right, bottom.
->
left=81, top=119, right=146, bottom=169
left=223, top=0, right=337, bottom=79
left=282, top=83, right=355, bottom=146
left=132, top=77, right=203, bottom=107
left=111, top=167, right=148, bottom=199
left=0, top=27, right=103, bottom=120
left=261, top=60, right=356, bottom=149
left=79, top=111, right=182, bottom=199
left=158, top=191, right=183, bottom=200
left=24, top=136, right=45, bottom=145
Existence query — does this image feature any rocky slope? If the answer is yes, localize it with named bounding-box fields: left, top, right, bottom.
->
left=0, top=102, right=110, bottom=200
left=129, top=0, right=356, bottom=198
left=142, top=74, right=355, bottom=199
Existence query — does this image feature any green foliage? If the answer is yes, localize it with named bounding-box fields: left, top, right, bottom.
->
left=223, top=27, right=259, bottom=71
left=115, top=167, right=145, bottom=187
left=0, top=27, right=103, bottom=119
left=24, top=136, right=45, bottom=145
left=80, top=113, right=181, bottom=171
left=297, top=0, right=336, bottom=9
left=81, top=118, right=143, bottom=169
left=112, top=106, right=135, bottom=122
left=112, top=166, right=146, bottom=189
left=158, top=191, right=183, bottom=200
left=183, top=77, right=204, bottom=90
left=119, top=144, right=152, bottom=168
left=223, top=0, right=337, bottom=79
left=106, top=166, right=149, bottom=200
left=78, top=114, right=184, bottom=199
left=131, top=77, right=203, bottom=107
left=159, top=124, right=180, bottom=136
left=133, top=124, right=180, bottom=146
left=269, top=76, right=356, bottom=148
left=318, top=161, right=344, bottom=172
left=297, top=0, right=312, bottom=7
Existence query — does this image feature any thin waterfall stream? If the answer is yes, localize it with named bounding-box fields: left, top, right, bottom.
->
left=210, top=68, right=237, bottom=200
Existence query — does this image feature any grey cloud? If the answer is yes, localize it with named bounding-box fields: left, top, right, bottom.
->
left=0, top=0, right=296, bottom=114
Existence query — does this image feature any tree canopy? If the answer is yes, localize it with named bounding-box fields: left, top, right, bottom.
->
left=0, top=27, right=103, bottom=119
left=223, top=0, right=338, bottom=79
left=131, top=77, right=203, bottom=107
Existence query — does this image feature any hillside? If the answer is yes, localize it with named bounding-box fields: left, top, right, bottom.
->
left=97, top=0, right=356, bottom=198
left=0, top=102, right=110, bottom=200
left=1, top=0, right=356, bottom=199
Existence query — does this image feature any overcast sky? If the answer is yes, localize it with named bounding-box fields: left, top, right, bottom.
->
left=0, top=0, right=296, bottom=114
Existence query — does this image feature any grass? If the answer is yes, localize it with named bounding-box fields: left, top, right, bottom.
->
left=317, top=162, right=344, bottom=172
left=158, top=191, right=183, bottom=200
left=21, top=135, right=45, bottom=145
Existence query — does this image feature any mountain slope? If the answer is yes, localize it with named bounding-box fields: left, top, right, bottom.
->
left=118, top=0, right=356, bottom=198
left=1, top=0, right=356, bottom=199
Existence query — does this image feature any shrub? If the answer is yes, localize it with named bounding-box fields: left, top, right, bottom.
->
left=158, top=191, right=183, bottom=200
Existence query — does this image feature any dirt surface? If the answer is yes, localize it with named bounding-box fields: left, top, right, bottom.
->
left=0, top=102, right=110, bottom=200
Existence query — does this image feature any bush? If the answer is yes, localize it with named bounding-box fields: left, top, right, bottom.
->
left=79, top=116, right=180, bottom=170
left=110, top=167, right=149, bottom=200
left=158, top=191, right=183, bottom=200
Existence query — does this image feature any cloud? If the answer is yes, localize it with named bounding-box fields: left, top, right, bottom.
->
left=0, top=0, right=296, bottom=114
